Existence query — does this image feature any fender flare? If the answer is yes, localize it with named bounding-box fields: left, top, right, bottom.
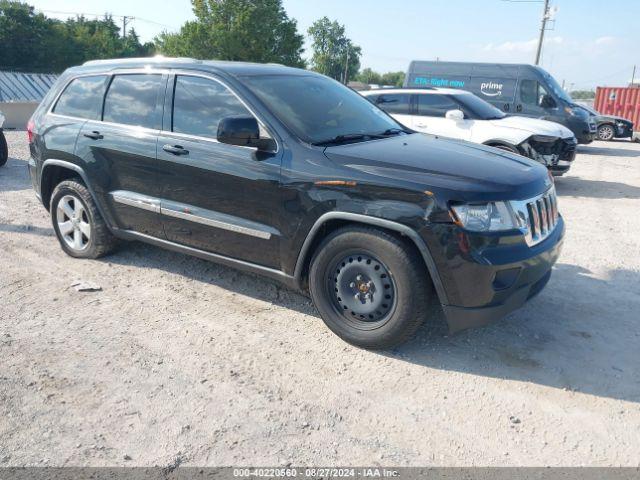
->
left=293, top=211, right=449, bottom=305
left=41, top=159, right=110, bottom=225
left=482, top=139, right=519, bottom=152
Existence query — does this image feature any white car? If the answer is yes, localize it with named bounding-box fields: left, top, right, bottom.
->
left=362, top=88, right=577, bottom=175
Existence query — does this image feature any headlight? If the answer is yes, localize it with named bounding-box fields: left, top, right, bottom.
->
left=451, top=201, right=519, bottom=232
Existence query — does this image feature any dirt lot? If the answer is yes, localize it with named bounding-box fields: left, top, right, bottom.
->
left=1, top=130, right=639, bottom=467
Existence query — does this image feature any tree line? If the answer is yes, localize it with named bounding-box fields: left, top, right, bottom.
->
left=0, top=0, right=404, bottom=86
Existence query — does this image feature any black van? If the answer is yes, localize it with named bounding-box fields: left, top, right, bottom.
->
left=404, top=61, right=596, bottom=144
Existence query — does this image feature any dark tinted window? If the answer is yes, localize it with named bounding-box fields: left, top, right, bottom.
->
left=172, top=76, right=251, bottom=138
left=376, top=94, right=411, bottom=114
left=453, top=93, right=506, bottom=120
left=103, top=74, right=163, bottom=128
left=52, top=76, right=107, bottom=120
left=242, top=75, right=402, bottom=144
left=417, top=94, right=458, bottom=117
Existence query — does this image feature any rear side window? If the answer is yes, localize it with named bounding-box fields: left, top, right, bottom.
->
left=376, top=94, right=411, bottom=115
left=52, top=76, right=107, bottom=120
left=103, top=74, right=163, bottom=129
left=172, top=75, right=251, bottom=139
left=417, top=94, right=458, bottom=117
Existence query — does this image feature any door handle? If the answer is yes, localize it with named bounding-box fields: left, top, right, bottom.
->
left=416, top=123, right=428, bottom=129
left=516, top=104, right=523, bottom=112
left=162, top=144, right=189, bottom=156
left=83, top=131, right=103, bottom=140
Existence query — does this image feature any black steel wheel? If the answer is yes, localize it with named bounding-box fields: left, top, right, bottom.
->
left=309, top=226, right=432, bottom=349
left=328, top=252, right=398, bottom=329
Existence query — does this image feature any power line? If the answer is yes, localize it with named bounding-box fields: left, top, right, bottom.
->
left=36, top=9, right=178, bottom=31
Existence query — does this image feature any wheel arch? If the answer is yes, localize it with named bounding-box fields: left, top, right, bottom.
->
left=482, top=139, right=519, bottom=152
left=293, top=212, right=449, bottom=305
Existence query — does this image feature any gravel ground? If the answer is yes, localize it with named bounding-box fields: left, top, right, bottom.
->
left=1, top=130, right=639, bottom=467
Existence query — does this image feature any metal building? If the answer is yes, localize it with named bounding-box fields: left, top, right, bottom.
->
left=0, top=71, right=58, bottom=129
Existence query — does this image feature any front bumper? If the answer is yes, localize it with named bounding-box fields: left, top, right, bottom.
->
left=425, top=217, right=565, bottom=334
left=615, top=122, right=634, bottom=138
left=518, top=136, right=577, bottom=176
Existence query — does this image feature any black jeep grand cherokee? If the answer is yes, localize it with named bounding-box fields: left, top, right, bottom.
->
left=28, top=58, right=564, bottom=348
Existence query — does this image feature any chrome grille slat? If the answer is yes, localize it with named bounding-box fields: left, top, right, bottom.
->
left=513, top=186, right=559, bottom=247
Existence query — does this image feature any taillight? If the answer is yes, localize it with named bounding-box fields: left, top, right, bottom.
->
left=27, top=119, right=35, bottom=143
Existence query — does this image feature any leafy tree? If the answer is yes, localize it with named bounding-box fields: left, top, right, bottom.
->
left=569, top=90, right=595, bottom=100
left=0, top=1, right=153, bottom=73
left=380, top=71, right=405, bottom=87
left=307, top=17, right=361, bottom=83
left=355, top=69, right=405, bottom=87
left=155, top=0, right=305, bottom=67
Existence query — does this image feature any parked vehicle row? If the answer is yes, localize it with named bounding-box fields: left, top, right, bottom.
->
left=578, top=104, right=634, bottom=141
left=404, top=61, right=597, bottom=144
left=27, top=58, right=563, bottom=348
left=361, top=88, right=577, bottom=175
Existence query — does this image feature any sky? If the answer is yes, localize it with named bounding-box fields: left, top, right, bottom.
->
left=30, top=0, right=639, bottom=90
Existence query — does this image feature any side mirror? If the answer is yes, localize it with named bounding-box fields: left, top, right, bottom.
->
left=540, top=94, right=557, bottom=109
left=217, top=116, right=275, bottom=151
left=445, top=109, right=465, bottom=121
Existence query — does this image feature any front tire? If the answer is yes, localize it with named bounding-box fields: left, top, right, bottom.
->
left=597, top=124, right=615, bottom=141
left=50, top=179, right=117, bottom=258
left=309, top=226, right=431, bottom=349
left=0, top=131, right=7, bottom=167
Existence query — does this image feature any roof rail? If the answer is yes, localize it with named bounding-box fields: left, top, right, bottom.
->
left=82, top=56, right=201, bottom=66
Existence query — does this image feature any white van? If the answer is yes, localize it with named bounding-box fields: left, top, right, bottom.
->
left=361, top=88, right=577, bottom=175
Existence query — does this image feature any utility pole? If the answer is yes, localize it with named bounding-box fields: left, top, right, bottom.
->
left=534, top=0, right=550, bottom=65
left=343, top=45, right=350, bottom=85
left=632, top=65, right=637, bottom=86
left=122, top=15, right=132, bottom=38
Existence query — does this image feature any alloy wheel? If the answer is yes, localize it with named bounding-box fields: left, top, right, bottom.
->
left=56, top=194, right=91, bottom=251
left=598, top=125, right=614, bottom=141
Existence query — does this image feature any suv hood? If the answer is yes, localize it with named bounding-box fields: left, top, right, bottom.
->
left=490, top=115, right=574, bottom=139
left=323, top=133, right=551, bottom=201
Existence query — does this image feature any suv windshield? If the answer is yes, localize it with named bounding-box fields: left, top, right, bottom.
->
left=453, top=93, right=506, bottom=120
left=241, top=74, right=406, bottom=144
left=542, top=72, right=573, bottom=104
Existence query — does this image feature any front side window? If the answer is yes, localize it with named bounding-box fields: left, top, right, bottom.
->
left=103, top=74, right=163, bottom=129
left=519, top=79, right=550, bottom=107
left=376, top=94, right=411, bottom=115
left=416, top=94, right=458, bottom=117
left=453, top=93, right=506, bottom=120
left=172, top=76, right=252, bottom=139
left=52, top=76, right=107, bottom=120
left=241, top=74, right=403, bottom=144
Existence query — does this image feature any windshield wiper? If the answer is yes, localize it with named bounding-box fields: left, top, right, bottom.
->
left=311, top=133, right=384, bottom=146
left=378, top=128, right=407, bottom=136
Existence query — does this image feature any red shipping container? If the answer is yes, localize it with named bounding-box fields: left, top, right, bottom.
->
left=594, top=86, right=640, bottom=132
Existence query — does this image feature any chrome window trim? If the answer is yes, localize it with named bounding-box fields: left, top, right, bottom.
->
left=45, top=68, right=280, bottom=153
left=166, top=70, right=280, bottom=154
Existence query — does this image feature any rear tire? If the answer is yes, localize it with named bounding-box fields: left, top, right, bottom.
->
left=309, top=226, right=431, bottom=349
left=50, top=179, right=117, bottom=259
left=597, top=124, right=615, bottom=141
left=0, top=131, right=7, bottom=167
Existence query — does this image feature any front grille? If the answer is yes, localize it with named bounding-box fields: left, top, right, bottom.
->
left=524, top=188, right=559, bottom=246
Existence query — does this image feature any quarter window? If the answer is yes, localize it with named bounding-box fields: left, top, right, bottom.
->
left=52, top=76, right=107, bottom=120
left=376, top=94, right=411, bottom=115
left=417, top=94, right=458, bottom=117
left=172, top=75, right=252, bottom=139
left=103, top=74, right=163, bottom=129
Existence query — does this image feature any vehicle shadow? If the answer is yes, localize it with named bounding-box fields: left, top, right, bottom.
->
left=576, top=145, right=640, bottom=157
left=391, top=262, right=640, bottom=404
left=0, top=156, right=32, bottom=192
left=555, top=176, right=640, bottom=199
left=102, top=241, right=640, bottom=403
